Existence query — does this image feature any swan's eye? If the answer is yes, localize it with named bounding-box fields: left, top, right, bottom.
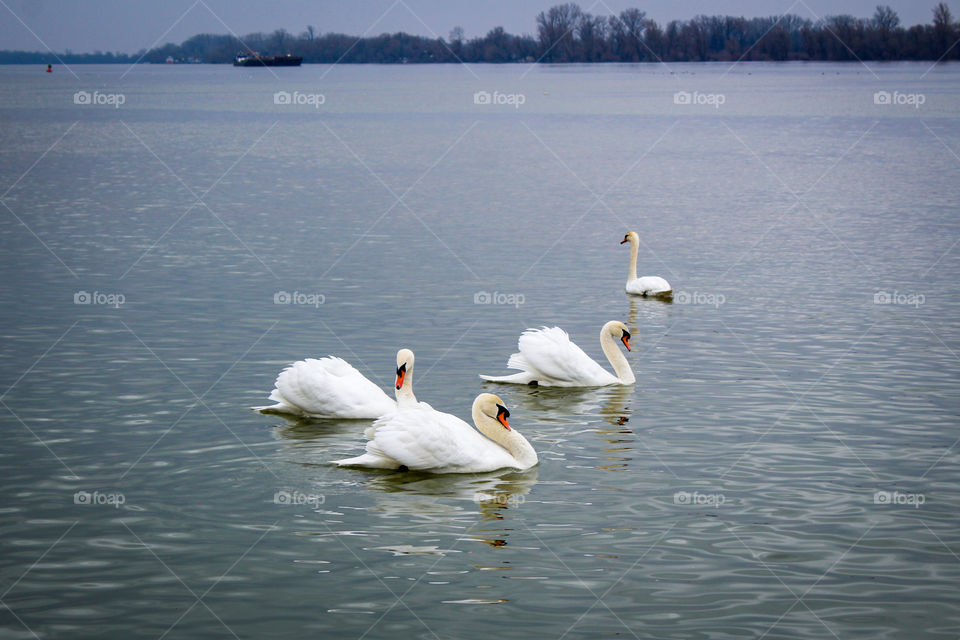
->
left=622, top=330, right=631, bottom=341
left=396, top=363, right=406, bottom=376
left=496, top=404, right=511, bottom=429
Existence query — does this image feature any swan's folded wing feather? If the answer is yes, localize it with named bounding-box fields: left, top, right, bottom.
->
left=367, top=407, right=490, bottom=471
left=274, top=357, right=394, bottom=417
left=515, top=327, right=609, bottom=383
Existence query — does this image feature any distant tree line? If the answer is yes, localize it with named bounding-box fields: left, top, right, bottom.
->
left=2, top=3, right=958, bottom=64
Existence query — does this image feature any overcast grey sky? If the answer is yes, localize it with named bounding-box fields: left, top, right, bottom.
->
left=0, top=0, right=949, bottom=54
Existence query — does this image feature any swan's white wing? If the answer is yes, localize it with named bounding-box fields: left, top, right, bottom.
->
left=514, top=327, right=615, bottom=386
left=350, top=406, right=516, bottom=473
left=267, top=357, right=395, bottom=419
left=627, top=276, right=671, bottom=296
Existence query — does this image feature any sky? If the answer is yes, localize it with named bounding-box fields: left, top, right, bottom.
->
left=0, top=0, right=948, bottom=54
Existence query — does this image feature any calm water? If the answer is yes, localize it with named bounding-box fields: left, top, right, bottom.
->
left=1, top=61, right=959, bottom=639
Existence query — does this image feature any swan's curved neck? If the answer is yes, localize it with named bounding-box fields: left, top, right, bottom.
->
left=473, top=407, right=539, bottom=468
left=396, top=369, right=417, bottom=407
left=627, top=237, right=639, bottom=284
left=600, top=327, right=635, bottom=384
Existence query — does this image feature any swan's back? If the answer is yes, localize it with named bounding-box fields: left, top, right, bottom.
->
left=348, top=405, right=518, bottom=473
left=627, top=276, right=671, bottom=296
left=514, top=327, right=616, bottom=387
left=271, top=356, right=394, bottom=418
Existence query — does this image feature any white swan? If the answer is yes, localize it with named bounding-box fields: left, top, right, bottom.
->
left=334, top=393, right=538, bottom=473
left=253, top=349, right=417, bottom=419
left=621, top=231, right=672, bottom=297
left=480, top=321, right=635, bottom=387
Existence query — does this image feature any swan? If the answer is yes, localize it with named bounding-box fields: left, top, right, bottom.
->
left=621, top=231, right=672, bottom=297
left=334, top=393, right=537, bottom=473
left=253, top=349, right=417, bottom=419
left=480, top=321, right=635, bottom=387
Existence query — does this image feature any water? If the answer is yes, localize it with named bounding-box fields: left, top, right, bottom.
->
left=1, top=60, right=959, bottom=639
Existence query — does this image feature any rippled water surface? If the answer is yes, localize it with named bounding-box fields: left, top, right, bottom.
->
left=1, top=61, right=959, bottom=639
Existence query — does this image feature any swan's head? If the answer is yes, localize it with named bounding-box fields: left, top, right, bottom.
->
left=474, top=393, right=511, bottom=431
left=604, top=320, right=632, bottom=352
left=620, top=231, right=639, bottom=246
left=395, top=349, right=414, bottom=390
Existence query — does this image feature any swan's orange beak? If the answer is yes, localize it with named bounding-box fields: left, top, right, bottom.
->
left=620, top=236, right=629, bottom=244
left=496, top=404, right=511, bottom=430
left=621, top=333, right=631, bottom=351
left=395, top=363, right=406, bottom=390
